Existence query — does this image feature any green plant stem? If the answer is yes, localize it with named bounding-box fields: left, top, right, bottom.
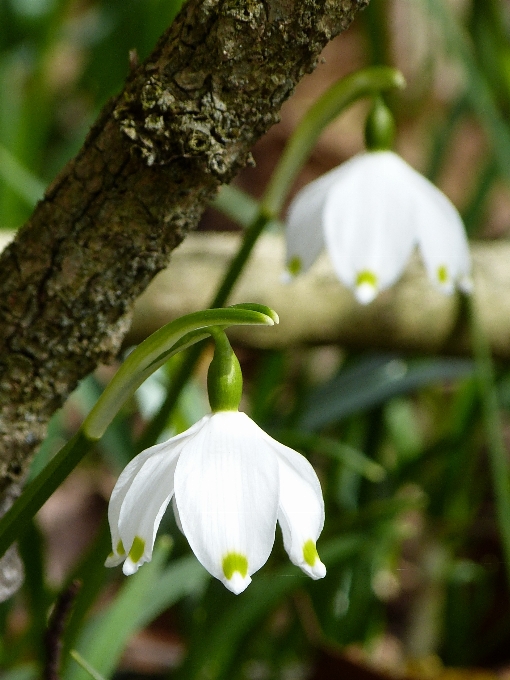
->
left=140, top=67, right=406, bottom=448
left=261, top=66, right=405, bottom=216
left=137, top=210, right=273, bottom=449
left=0, top=307, right=277, bottom=559
left=84, top=306, right=275, bottom=439
left=468, top=293, right=510, bottom=584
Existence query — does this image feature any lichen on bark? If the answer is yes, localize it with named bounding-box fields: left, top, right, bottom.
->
left=0, top=0, right=367, bottom=490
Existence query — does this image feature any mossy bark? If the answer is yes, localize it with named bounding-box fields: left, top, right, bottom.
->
left=0, top=0, right=367, bottom=487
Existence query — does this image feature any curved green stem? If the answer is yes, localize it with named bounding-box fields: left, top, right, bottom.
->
left=0, top=305, right=278, bottom=559
left=468, top=292, right=510, bottom=584
left=261, top=65, right=405, bottom=217
left=84, top=305, right=276, bottom=440
left=140, top=66, right=405, bottom=448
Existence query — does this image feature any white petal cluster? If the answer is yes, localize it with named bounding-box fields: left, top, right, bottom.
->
left=106, top=411, right=326, bottom=594
left=285, top=151, right=472, bottom=304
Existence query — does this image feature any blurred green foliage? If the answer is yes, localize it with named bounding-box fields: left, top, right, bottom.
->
left=2, top=0, right=510, bottom=679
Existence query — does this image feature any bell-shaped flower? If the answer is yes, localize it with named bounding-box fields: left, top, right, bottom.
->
left=285, top=150, right=472, bottom=304
left=105, top=411, right=326, bottom=594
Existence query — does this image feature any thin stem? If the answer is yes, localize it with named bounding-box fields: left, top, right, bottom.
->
left=137, top=211, right=272, bottom=449
left=140, top=67, right=405, bottom=448
left=468, top=292, right=510, bottom=584
left=261, top=66, right=405, bottom=216
left=211, top=212, right=272, bottom=307
left=84, top=306, right=275, bottom=440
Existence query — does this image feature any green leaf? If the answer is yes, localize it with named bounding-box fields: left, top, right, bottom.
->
left=69, top=652, right=106, bottom=680
left=300, top=355, right=474, bottom=430
left=0, top=143, right=45, bottom=206
left=178, top=535, right=363, bottom=680
left=64, top=537, right=173, bottom=680
left=274, top=430, right=386, bottom=482
left=134, top=554, right=210, bottom=629
left=211, top=185, right=261, bottom=227
left=422, top=0, right=510, bottom=183
left=0, top=664, right=38, bottom=680
left=62, top=520, right=114, bottom=656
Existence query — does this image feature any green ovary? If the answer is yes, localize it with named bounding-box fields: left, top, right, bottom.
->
left=287, top=256, right=302, bottom=276
left=437, top=265, right=449, bottom=284
left=303, top=539, right=319, bottom=567
left=117, top=540, right=125, bottom=556
left=356, top=270, right=378, bottom=288
left=128, top=536, right=146, bottom=563
left=222, top=552, right=248, bottom=580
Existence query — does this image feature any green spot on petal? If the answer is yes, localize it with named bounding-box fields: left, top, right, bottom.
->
left=356, top=270, right=378, bottom=288
left=117, top=540, right=125, bottom=556
left=437, top=265, right=449, bottom=284
left=128, top=536, right=145, bottom=564
left=222, top=552, right=248, bottom=580
left=303, top=540, right=319, bottom=567
left=287, top=256, right=302, bottom=276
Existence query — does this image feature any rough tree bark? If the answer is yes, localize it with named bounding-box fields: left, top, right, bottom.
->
left=0, top=0, right=368, bottom=491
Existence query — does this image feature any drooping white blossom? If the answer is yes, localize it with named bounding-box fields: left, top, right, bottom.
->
left=106, top=411, right=326, bottom=594
left=285, top=151, right=472, bottom=304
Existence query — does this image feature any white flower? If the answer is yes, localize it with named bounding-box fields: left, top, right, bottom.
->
left=285, top=151, right=472, bottom=304
left=105, top=411, right=326, bottom=594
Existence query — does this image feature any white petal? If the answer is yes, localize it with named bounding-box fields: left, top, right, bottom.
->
left=285, top=167, right=345, bottom=276
left=355, top=281, right=378, bottom=305
left=111, top=416, right=209, bottom=574
left=412, top=173, right=472, bottom=294
left=174, top=411, right=279, bottom=593
left=267, top=438, right=326, bottom=579
left=322, top=152, right=418, bottom=300
left=106, top=442, right=167, bottom=567
left=172, top=496, right=183, bottom=534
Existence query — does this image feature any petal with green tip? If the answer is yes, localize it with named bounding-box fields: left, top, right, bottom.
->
left=267, top=436, right=326, bottom=580
left=109, top=417, right=207, bottom=574
left=412, top=170, right=472, bottom=294
left=323, top=152, right=417, bottom=302
left=174, top=411, right=279, bottom=594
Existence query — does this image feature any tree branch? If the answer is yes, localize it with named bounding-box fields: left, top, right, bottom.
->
left=0, top=0, right=367, bottom=488
left=127, top=233, right=506, bottom=358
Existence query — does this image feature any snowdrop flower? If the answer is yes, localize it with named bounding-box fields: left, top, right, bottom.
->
left=285, top=150, right=472, bottom=305
left=106, top=329, right=326, bottom=594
